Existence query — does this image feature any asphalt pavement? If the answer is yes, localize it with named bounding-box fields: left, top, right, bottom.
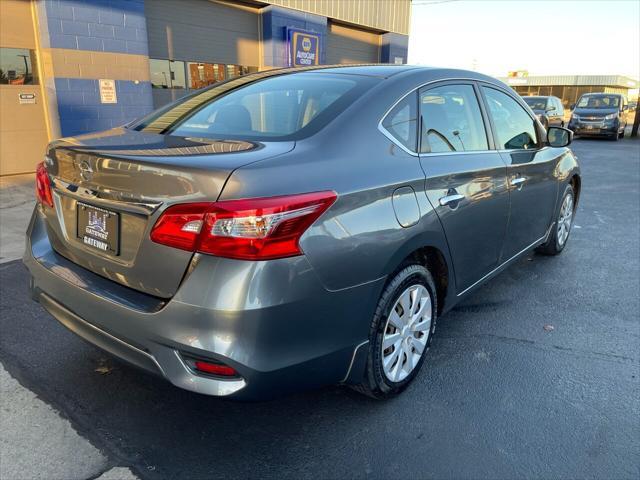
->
left=1, top=137, right=638, bottom=479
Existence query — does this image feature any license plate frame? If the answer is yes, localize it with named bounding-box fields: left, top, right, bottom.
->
left=76, top=202, right=120, bottom=255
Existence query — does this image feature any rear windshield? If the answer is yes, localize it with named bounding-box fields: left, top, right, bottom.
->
left=577, top=94, right=620, bottom=109
left=133, top=72, right=378, bottom=141
left=523, top=97, right=548, bottom=110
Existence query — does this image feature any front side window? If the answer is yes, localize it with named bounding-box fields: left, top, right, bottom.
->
left=0, top=48, right=38, bottom=85
left=146, top=72, right=376, bottom=141
left=149, top=59, right=186, bottom=89
left=419, top=84, right=488, bottom=153
left=483, top=87, right=538, bottom=150
left=382, top=92, right=417, bottom=151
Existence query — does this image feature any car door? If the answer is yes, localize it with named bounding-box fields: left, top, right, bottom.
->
left=621, top=96, right=629, bottom=126
left=418, top=82, right=510, bottom=293
left=547, top=97, right=560, bottom=127
left=555, top=98, right=566, bottom=125
left=480, top=85, right=560, bottom=261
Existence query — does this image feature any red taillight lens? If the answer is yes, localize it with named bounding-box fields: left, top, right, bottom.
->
left=35, top=162, right=53, bottom=207
left=149, top=203, right=210, bottom=252
left=150, top=191, right=337, bottom=260
left=193, top=360, right=237, bottom=377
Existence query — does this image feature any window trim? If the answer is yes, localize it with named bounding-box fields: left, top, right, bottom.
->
left=379, top=90, right=419, bottom=154
left=378, top=77, right=502, bottom=157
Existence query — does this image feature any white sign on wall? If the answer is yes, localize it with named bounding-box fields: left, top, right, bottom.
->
left=99, top=79, right=117, bottom=104
left=18, top=93, right=36, bottom=104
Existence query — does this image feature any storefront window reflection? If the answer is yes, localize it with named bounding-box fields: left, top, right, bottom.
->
left=149, top=59, right=186, bottom=89
left=0, top=48, right=38, bottom=85
left=152, top=59, right=258, bottom=92
left=188, top=62, right=225, bottom=89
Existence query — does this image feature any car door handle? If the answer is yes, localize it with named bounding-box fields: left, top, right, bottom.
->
left=511, top=177, right=526, bottom=187
left=439, top=193, right=465, bottom=207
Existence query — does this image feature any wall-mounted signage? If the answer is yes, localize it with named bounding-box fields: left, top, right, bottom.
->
left=287, top=28, right=320, bottom=67
left=18, top=93, right=36, bottom=104
left=99, top=79, right=117, bottom=104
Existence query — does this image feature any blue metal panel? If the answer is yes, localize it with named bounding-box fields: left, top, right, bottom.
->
left=45, top=0, right=148, bottom=55
left=381, top=33, right=408, bottom=64
left=55, top=78, right=153, bottom=137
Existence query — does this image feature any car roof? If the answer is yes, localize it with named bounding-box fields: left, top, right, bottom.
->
left=306, top=64, right=423, bottom=78
left=270, top=64, right=497, bottom=81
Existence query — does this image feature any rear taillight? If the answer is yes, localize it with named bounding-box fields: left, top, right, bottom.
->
left=35, top=162, right=53, bottom=207
left=150, top=191, right=337, bottom=260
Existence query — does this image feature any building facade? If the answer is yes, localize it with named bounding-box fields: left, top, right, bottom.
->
left=0, top=0, right=410, bottom=175
left=500, top=74, right=639, bottom=109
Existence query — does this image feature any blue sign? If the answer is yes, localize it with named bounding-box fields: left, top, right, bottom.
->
left=287, top=28, right=320, bottom=67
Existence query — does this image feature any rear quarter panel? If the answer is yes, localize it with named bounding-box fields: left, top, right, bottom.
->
left=219, top=73, right=454, bottom=293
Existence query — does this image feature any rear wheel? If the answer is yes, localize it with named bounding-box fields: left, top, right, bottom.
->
left=353, top=264, right=437, bottom=399
left=537, top=184, right=575, bottom=255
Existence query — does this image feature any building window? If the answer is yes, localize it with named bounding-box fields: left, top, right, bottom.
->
left=150, top=59, right=258, bottom=97
left=0, top=48, right=38, bottom=85
left=149, top=59, right=186, bottom=89
left=225, top=64, right=258, bottom=80
left=187, top=62, right=226, bottom=89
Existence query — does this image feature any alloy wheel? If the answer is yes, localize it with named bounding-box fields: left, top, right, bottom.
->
left=381, top=284, right=432, bottom=382
left=557, top=192, right=573, bottom=247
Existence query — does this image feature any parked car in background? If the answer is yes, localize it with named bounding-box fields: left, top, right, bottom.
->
left=24, top=65, right=580, bottom=400
left=568, top=93, right=629, bottom=140
left=523, top=95, right=565, bottom=129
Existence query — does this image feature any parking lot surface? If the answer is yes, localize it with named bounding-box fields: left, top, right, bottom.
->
left=1, top=138, right=638, bottom=479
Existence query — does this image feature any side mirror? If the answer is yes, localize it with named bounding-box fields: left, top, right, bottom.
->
left=570, top=103, right=575, bottom=110
left=622, top=105, right=628, bottom=111
left=547, top=126, right=573, bottom=147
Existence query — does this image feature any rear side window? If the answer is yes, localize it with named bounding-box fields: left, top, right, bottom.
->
left=483, top=87, right=538, bottom=150
left=381, top=92, right=418, bottom=152
left=419, top=84, right=488, bottom=153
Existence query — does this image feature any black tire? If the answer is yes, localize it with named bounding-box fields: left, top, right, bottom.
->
left=618, top=125, right=626, bottom=139
left=536, top=184, right=575, bottom=256
left=353, top=264, right=437, bottom=399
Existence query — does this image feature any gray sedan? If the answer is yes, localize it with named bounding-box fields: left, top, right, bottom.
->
left=24, top=65, right=580, bottom=399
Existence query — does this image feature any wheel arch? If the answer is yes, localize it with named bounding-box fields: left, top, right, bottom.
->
left=570, top=173, right=581, bottom=210
left=384, top=242, right=453, bottom=316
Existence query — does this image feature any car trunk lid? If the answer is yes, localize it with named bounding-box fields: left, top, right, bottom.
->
left=43, top=127, right=294, bottom=298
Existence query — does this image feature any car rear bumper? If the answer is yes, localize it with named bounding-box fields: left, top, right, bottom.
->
left=24, top=207, right=382, bottom=399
